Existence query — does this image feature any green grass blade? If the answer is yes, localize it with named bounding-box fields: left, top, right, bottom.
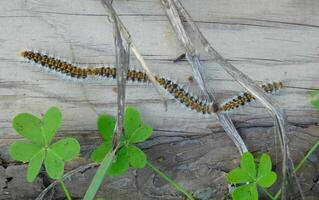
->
left=83, top=150, right=116, bottom=200
left=274, top=140, right=319, bottom=199
left=146, top=161, right=194, bottom=200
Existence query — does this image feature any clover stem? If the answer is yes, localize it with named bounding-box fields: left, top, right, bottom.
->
left=260, top=186, right=275, bottom=200
left=60, top=180, right=72, bottom=200
left=146, top=161, right=195, bottom=200
left=273, top=140, right=319, bottom=199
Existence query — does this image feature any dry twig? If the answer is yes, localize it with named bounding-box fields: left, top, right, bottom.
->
left=161, top=0, right=247, bottom=154
left=111, top=3, right=129, bottom=147
left=162, top=0, right=301, bottom=199
left=101, top=0, right=168, bottom=110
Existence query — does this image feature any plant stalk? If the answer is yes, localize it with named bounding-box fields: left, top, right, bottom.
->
left=60, top=180, right=72, bottom=200
left=146, top=161, right=194, bottom=200
left=260, top=186, right=275, bottom=200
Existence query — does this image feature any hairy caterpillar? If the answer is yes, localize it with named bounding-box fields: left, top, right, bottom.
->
left=20, top=50, right=213, bottom=113
left=219, top=81, right=283, bottom=112
left=20, top=50, right=283, bottom=114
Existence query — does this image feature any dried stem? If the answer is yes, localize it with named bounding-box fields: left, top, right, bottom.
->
left=111, top=5, right=129, bottom=147
left=101, top=0, right=168, bottom=110
left=164, top=0, right=298, bottom=199
left=161, top=0, right=247, bottom=154
left=83, top=4, right=130, bottom=199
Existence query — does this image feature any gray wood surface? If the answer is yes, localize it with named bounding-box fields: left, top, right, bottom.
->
left=0, top=0, right=319, bottom=199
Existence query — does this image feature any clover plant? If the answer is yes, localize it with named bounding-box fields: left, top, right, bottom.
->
left=9, top=107, right=80, bottom=200
left=90, top=106, right=152, bottom=176
left=227, top=152, right=277, bottom=200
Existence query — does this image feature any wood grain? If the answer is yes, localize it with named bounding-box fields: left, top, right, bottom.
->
left=0, top=0, right=319, bottom=199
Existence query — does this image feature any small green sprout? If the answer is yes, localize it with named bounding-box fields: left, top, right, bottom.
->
left=9, top=107, right=80, bottom=182
left=227, top=152, right=277, bottom=200
left=90, top=106, right=152, bottom=176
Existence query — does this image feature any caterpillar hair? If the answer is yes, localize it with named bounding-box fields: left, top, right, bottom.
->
left=21, top=50, right=151, bottom=82
left=20, top=50, right=115, bottom=80
left=219, top=81, right=283, bottom=112
left=20, top=50, right=213, bottom=114
left=154, top=76, right=212, bottom=114
left=20, top=50, right=283, bottom=115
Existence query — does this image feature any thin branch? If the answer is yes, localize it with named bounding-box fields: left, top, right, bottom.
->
left=101, top=0, right=168, bottom=110
left=161, top=0, right=247, bottom=154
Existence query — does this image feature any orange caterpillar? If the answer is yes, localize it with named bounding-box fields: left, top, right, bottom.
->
left=20, top=50, right=283, bottom=114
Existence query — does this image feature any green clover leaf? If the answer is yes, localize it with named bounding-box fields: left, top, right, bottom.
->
left=257, top=154, right=277, bottom=188
left=232, top=183, right=258, bottom=200
left=13, top=113, right=45, bottom=146
left=90, top=115, right=116, bottom=162
left=128, top=124, right=153, bottom=143
left=9, top=107, right=80, bottom=182
left=107, top=147, right=129, bottom=176
left=91, top=106, right=152, bottom=176
left=227, top=152, right=277, bottom=200
left=91, top=142, right=113, bottom=162
left=310, top=90, right=319, bottom=110
left=27, top=149, right=45, bottom=182
left=124, top=106, right=142, bottom=138
left=126, top=145, right=147, bottom=168
left=240, top=152, right=256, bottom=181
left=97, top=115, right=116, bottom=141
left=43, top=107, right=62, bottom=144
left=227, top=168, right=251, bottom=184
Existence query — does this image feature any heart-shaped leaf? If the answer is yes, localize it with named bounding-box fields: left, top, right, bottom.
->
left=44, top=149, right=64, bottom=180
left=257, top=171, right=277, bottom=188
left=43, top=107, right=62, bottom=144
left=256, top=154, right=277, bottom=188
left=107, top=148, right=129, bottom=176
left=241, top=152, right=256, bottom=180
left=13, top=113, right=45, bottom=146
left=257, top=154, right=271, bottom=179
left=91, top=142, right=112, bottom=162
left=129, top=125, right=152, bottom=143
left=124, top=107, right=141, bottom=138
left=27, top=149, right=45, bottom=182
left=227, top=168, right=251, bottom=184
left=98, top=115, right=116, bottom=141
left=9, top=141, right=43, bottom=162
left=232, top=183, right=258, bottom=200
left=49, top=138, right=80, bottom=161
left=126, top=145, right=147, bottom=168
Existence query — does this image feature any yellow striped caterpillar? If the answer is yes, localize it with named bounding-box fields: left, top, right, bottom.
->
left=20, top=50, right=283, bottom=114
left=219, top=81, right=283, bottom=112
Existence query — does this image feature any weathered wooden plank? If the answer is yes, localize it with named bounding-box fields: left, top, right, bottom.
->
left=0, top=0, right=319, bottom=199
